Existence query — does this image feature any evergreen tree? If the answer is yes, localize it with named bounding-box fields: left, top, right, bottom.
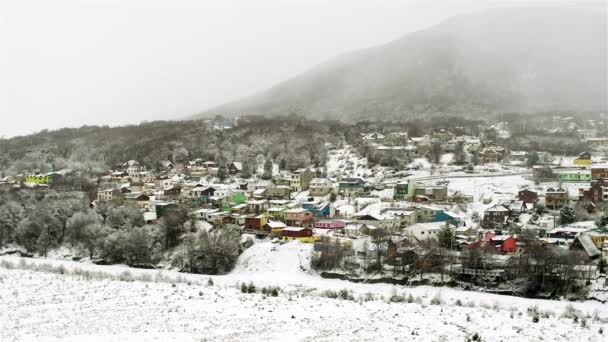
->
left=559, top=207, right=576, bottom=225
left=262, top=159, right=273, bottom=180
left=217, top=163, right=228, bottom=181
left=527, top=151, right=539, bottom=167
left=438, top=223, right=454, bottom=249
left=241, top=160, right=252, bottom=179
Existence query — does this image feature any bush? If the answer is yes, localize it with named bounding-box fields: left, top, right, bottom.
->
left=240, top=282, right=248, bottom=293
left=454, top=299, right=463, bottom=306
left=207, top=278, right=214, bottom=287
left=430, top=293, right=442, bottom=305
left=247, top=282, right=256, bottom=294
left=338, top=289, right=354, bottom=301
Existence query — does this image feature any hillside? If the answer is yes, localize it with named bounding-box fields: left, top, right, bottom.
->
left=202, top=7, right=607, bottom=121
left=2, top=250, right=607, bottom=341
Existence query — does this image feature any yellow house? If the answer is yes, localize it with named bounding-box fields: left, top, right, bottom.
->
left=573, top=152, right=592, bottom=165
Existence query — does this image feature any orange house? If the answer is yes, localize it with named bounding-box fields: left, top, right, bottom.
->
left=284, top=208, right=314, bottom=227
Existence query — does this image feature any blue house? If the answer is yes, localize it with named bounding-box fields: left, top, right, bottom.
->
left=302, top=201, right=333, bottom=218
left=431, top=210, right=465, bottom=226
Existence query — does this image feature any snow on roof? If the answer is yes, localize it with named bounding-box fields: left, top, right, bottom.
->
left=265, top=221, right=287, bottom=228
left=282, top=227, right=309, bottom=232
left=574, top=234, right=601, bottom=258
left=285, top=208, right=309, bottom=213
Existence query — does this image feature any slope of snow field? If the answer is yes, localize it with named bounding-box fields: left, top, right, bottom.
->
left=1, top=241, right=607, bottom=342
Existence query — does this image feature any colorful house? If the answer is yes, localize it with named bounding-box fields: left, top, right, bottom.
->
left=302, top=201, right=333, bottom=218
left=431, top=210, right=465, bottom=226
left=339, top=178, right=366, bottom=197
left=490, top=235, right=517, bottom=253
left=573, top=152, right=592, bottom=165
left=558, top=170, right=591, bottom=182
left=281, top=227, right=317, bottom=243
left=244, top=215, right=268, bottom=231
left=284, top=208, right=314, bottom=227
left=315, top=219, right=347, bottom=229
left=393, top=181, right=409, bottom=200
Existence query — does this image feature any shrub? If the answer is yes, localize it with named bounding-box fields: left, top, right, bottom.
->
left=240, top=282, right=248, bottom=293
left=247, top=282, right=256, bottom=294
left=430, top=293, right=442, bottom=305
left=338, top=289, right=354, bottom=301
left=207, top=278, right=214, bottom=287
left=454, top=299, right=463, bottom=306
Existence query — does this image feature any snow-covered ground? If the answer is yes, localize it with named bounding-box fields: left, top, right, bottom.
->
left=1, top=241, right=607, bottom=342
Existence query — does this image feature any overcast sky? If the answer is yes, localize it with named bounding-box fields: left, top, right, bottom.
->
left=0, top=0, right=602, bottom=137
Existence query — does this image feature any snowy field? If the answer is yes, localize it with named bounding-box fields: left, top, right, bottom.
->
left=1, top=242, right=607, bottom=342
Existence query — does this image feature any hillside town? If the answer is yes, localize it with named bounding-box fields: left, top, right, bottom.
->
left=2, top=116, right=608, bottom=298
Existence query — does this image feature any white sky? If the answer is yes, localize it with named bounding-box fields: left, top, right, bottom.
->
left=0, top=0, right=602, bottom=137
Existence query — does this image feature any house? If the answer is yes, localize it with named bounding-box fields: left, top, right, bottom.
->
left=124, top=193, right=151, bottom=208
left=155, top=176, right=172, bottom=190
left=573, top=151, right=592, bottom=165
left=557, top=170, right=591, bottom=182
left=356, top=214, right=401, bottom=232
left=383, top=209, right=417, bottom=229
left=124, top=160, right=141, bottom=178
left=228, top=162, right=243, bottom=175
left=190, top=186, right=215, bottom=199
left=570, top=234, right=601, bottom=261
left=302, top=201, right=333, bottom=218
left=403, top=222, right=445, bottom=241
left=247, top=200, right=269, bottom=214
left=578, top=179, right=608, bottom=203
left=284, top=208, right=314, bottom=227
left=190, top=208, right=219, bottom=221
left=267, top=185, right=292, bottom=200
left=338, top=178, right=366, bottom=197
left=393, top=181, right=410, bottom=201
left=489, top=235, right=517, bottom=253
left=97, top=189, right=115, bottom=201
left=290, top=168, right=315, bottom=192
left=263, top=221, right=287, bottom=234
left=482, top=148, right=505, bottom=164
left=481, top=205, right=510, bottom=228
left=432, top=210, right=465, bottom=226
left=518, top=189, right=538, bottom=204
left=591, top=164, right=608, bottom=180
left=244, top=215, right=268, bottom=231
left=281, top=227, right=316, bottom=243
left=415, top=205, right=444, bottom=223
left=163, top=186, right=181, bottom=198
left=545, top=187, right=568, bottom=210
left=309, top=178, right=333, bottom=196
left=315, top=219, right=347, bottom=229
left=412, top=184, right=448, bottom=202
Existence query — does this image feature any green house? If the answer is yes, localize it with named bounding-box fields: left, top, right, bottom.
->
left=558, top=171, right=591, bottom=182
left=393, top=182, right=409, bottom=200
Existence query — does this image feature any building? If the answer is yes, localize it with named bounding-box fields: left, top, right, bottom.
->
left=573, top=152, right=592, bottom=165
left=383, top=209, right=417, bottom=229
left=403, top=222, right=445, bottom=241
left=557, top=170, right=591, bottom=182
left=356, top=214, right=401, bottom=232
left=284, top=208, right=314, bottom=227
left=263, top=221, right=287, bottom=234
left=228, top=162, right=243, bottom=175
left=481, top=205, right=510, bottom=228
left=393, top=181, right=409, bottom=201
left=244, top=215, right=268, bottom=231
left=290, top=168, right=315, bottom=192
left=97, top=189, right=114, bottom=201
left=518, top=189, right=538, bottom=204
left=281, top=227, right=316, bottom=243
left=570, top=234, right=601, bottom=261
left=302, top=201, right=333, bottom=218
left=545, top=187, right=568, bottom=210
left=591, top=165, right=608, bottom=180
left=489, top=235, right=518, bottom=253
left=309, top=178, right=333, bottom=196
left=315, top=219, right=347, bottom=229
left=412, top=184, right=448, bottom=202
left=338, top=178, right=366, bottom=197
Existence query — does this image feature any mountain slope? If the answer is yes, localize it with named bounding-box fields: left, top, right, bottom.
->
left=203, top=7, right=607, bottom=120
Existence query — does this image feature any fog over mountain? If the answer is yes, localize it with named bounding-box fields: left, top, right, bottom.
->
left=204, top=7, right=607, bottom=121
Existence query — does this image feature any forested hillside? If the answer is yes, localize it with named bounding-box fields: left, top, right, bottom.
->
left=202, top=7, right=606, bottom=120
